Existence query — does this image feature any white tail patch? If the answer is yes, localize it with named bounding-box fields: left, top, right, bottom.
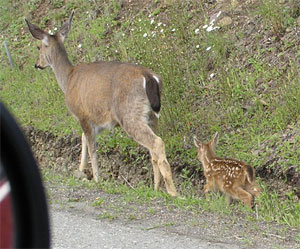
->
left=153, top=75, right=160, bottom=84
left=154, top=112, right=160, bottom=119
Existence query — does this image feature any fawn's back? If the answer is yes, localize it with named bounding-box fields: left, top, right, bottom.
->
left=205, top=158, right=256, bottom=191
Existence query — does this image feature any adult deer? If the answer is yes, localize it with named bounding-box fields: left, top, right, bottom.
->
left=194, top=132, right=260, bottom=208
left=25, top=11, right=177, bottom=197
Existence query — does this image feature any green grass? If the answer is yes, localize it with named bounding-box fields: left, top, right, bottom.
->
left=43, top=169, right=300, bottom=228
left=1, top=0, right=300, bottom=228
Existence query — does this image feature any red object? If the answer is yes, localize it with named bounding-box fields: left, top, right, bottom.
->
left=0, top=179, right=13, bottom=249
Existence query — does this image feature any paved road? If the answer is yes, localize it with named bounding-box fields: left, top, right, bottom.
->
left=51, top=207, right=240, bottom=249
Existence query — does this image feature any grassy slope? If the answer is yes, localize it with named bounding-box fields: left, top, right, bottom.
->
left=1, top=0, right=299, bottom=227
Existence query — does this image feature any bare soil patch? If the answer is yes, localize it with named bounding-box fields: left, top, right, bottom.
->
left=23, top=126, right=299, bottom=200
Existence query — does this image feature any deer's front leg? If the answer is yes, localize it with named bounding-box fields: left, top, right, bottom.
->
left=79, top=133, right=88, bottom=171
left=80, top=121, right=99, bottom=183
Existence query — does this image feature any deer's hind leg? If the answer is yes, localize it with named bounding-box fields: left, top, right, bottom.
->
left=152, top=158, right=162, bottom=191
left=146, top=113, right=162, bottom=190
left=151, top=136, right=177, bottom=196
left=122, top=120, right=177, bottom=197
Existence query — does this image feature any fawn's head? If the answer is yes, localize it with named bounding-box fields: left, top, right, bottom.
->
left=193, top=132, right=219, bottom=163
left=25, top=11, right=74, bottom=69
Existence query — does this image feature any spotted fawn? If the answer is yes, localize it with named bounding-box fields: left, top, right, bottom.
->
left=194, top=132, right=260, bottom=208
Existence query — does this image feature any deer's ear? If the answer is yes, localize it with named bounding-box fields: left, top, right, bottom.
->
left=211, top=132, right=219, bottom=150
left=58, top=10, right=74, bottom=42
left=25, top=18, right=49, bottom=46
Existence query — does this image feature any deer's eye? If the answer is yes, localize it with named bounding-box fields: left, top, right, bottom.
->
left=37, top=46, right=40, bottom=50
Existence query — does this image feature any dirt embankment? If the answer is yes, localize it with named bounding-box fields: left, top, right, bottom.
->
left=23, top=126, right=299, bottom=198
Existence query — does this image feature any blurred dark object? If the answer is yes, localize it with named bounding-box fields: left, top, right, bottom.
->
left=0, top=102, right=50, bottom=248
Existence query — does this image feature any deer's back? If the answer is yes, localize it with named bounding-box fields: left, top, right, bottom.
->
left=65, top=61, right=158, bottom=125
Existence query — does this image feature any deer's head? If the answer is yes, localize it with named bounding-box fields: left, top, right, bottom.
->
left=193, top=132, right=219, bottom=163
left=25, top=11, right=74, bottom=70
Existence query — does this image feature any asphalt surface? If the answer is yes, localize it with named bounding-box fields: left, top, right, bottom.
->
left=51, top=207, right=240, bottom=249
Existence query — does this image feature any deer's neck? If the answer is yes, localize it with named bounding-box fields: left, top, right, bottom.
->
left=201, top=151, right=216, bottom=169
left=50, top=45, right=73, bottom=94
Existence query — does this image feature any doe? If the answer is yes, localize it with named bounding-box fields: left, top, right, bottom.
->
left=25, top=11, right=177, bottom=197
left=193, top=132, right=260, bottom=208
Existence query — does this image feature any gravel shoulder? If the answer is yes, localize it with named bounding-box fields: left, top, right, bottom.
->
left=51, top=206, right=239, bottom=249
left=47, top=180, right=300, bottom=249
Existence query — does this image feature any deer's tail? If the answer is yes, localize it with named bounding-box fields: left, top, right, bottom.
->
left=144, top=73, right=161, bottom=113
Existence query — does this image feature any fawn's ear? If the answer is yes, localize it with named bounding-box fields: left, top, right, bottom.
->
left=58, top=10, right=74, bottom=42
left=193, top=136, right=201, bottom=148
left=25, top=18, right=49, bottom=46
left=211, top=132, right=219, bottom=150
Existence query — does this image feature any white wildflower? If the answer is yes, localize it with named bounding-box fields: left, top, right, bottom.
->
left=158, top=22, right=162, bottom=27
left=54, top=27, right=58, bottom=31
left=160, top=29, right=164, bottom=33
left=77, top=44, right=82, bottom=48
left=196, top=45, right=200, bottom=48
left=195, top=28, right=200, bottom=34
left=207, top=25, right=214, bottom=32
left=150, top=19, right=154, bottom=24
left=148, top=14, right=152, bottom=18
left=143, top=33, right=148, bottom=37
left=210, top=73, right=215, bottom=78
left=171, top=28, right=176, bottom=32
left=48, top=30, right=53, bottom=35
left=206, top=46, right=211, bottom=51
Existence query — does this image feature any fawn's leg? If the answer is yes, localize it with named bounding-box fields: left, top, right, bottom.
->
left=203, top=179, right=214, bottom=196
left=227, top=187, right=253, bottom=208
left=245, top=183, right=261, bottom=198
left=226, top=195, right=234, bottom=205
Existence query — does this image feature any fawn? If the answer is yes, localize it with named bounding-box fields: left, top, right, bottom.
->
left=25, top=11, right=177, bottom=196
left=193, top=132, right=260, bottom=208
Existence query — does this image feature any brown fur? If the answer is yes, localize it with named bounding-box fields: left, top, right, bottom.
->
left=194, top=133, right=260, bottom=208
left=25, top=11, right=177, bottom=197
